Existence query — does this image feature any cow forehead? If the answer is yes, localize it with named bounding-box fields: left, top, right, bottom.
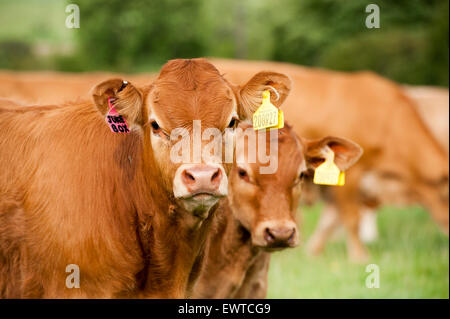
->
left=251, top=129, right=304, bottom=183
left=149, top=81, right=235, bottom=131
left=147, top=59, right=236, bottom=131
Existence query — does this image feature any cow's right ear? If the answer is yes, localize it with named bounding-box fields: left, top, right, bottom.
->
left=238, top=71, right=291, bottom=121
left=91, top=79, right=144, bottom=126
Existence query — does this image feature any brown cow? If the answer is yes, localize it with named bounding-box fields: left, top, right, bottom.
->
left=1, top=61, right=447, bottom=261
left=356, top=85, right=449, bottom=242
left=192, top=123, right=362, bottom=298
left=0, top=70, right=154, bottom=105
left=403, top=85, right=449, bottom=154
left=0, top=58, right=292, bottom=298
left=211, top=58, right=449, bottom=261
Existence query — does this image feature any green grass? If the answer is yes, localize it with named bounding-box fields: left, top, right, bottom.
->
left=267, top=204, right=449, bottom=298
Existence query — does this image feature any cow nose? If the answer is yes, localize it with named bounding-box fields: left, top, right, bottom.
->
left=264, top=227, right=297, bottom=247
left=181, top=165, right=223, bottom=195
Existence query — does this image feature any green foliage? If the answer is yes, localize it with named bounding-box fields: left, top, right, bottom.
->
left=0, top=0, right=448, bottom=85
left=73, top=0, right=206, bottom=71
left=319, top=30, right=430, bottom=85
left=267, top=0, right=449, bottom=86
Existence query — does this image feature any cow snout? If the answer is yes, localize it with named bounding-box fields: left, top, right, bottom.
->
left=173, top=163, right=228, bottom=215
left=181, top=166, right=222, bottom=195
left=264, top=227, right=296, bottom=245
left=253, top=220, right=299, bottom=249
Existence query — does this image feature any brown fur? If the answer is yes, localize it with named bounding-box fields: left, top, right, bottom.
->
left=209, top=58, right=449, bottom=262
left=3, top=59, right=444, bottom=263
left=193, top=125, right=362, bottom=298
left=0, top=59, right=293, bottom=298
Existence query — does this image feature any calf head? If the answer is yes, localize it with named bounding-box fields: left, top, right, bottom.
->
left=91, top=58, right=292, bottom=220
left=229, top=123, right=363, bottom=250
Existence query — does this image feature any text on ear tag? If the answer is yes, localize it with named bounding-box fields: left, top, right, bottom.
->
left=106, top=98, right=130, bottom=133
left=253, top=90, right=279, bottom=130
left=270, top=109, right=284, bottom=130
left=313, top=148, right=345, bottom=186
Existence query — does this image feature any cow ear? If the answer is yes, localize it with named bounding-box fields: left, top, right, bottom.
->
left=304, top=136, right=363, bottom=171
left=238, top=71, right=291, bottom=120
left=91, top=78, right=144, bottom=126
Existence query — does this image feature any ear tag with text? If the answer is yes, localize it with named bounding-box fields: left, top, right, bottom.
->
left=253, top=90, right=282, bottom=130
left=313, top=148, right=345, bottom=186
left=106, top=98, right=130, bottom=133
left=271, top=109, right=284, bottom=130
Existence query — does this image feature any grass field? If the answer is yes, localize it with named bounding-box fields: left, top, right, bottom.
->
left=267, top=204, right=449, bottom=298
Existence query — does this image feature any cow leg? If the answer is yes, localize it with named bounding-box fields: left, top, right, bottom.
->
left=359, top=206, right=378, bottom=243
left=333, top=186, right=369, bottom=262
left=306, top=203, right=340, bottom=256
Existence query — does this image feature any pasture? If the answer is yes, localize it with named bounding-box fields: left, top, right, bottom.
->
left=0, top=0, right=448, bottom=300
left=268, top=204, right=449, bottom=298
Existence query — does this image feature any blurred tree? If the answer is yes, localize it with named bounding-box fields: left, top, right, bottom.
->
left=74, top=0, right=206, bottom=71
left=0, top=41, right=34, bottom=69
left=198, top=0, right=274, bottom=60
left=267, top=0, right=449, bottom=86
left=0, top=0, right=447, bottom=86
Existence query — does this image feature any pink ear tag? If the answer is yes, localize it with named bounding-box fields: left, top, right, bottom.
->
left=106, top=98, right=130, bottom=133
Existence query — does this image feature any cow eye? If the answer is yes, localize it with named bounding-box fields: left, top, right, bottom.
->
left=228, top=117, right=239, bottom=129
left=237, top=168, right=250, bottom=182
left=150, top=120, right=160, bottom=132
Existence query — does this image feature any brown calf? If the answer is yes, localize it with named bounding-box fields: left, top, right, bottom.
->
left=2, top=61, right=447, bottom=262
left=211, top=58, right=449, bottom=262
left=192, top=123, right=362, bottom=298
left=0, top=58, right=291, bottom=298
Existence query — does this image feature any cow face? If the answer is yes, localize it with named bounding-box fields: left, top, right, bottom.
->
left=228, top=124, right=363, bottom=250
left=91, top=59, right=292, bottom=219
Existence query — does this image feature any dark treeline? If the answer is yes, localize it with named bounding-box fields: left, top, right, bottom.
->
left=0, top=0, right=448, bottom=86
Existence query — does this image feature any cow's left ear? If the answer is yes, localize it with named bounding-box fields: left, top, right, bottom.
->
left=91, top=78, right=144, bottom=126
left=304, top=136, right=363, bottom=171
left=238, top=71, right=291, bottom=120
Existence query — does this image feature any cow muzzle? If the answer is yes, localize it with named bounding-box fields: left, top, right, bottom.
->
left=253, top=220, right=299, bottom=250
left=173, top=163, right=228, bottom=216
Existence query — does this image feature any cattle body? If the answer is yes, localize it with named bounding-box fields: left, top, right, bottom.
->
left=0, top=71, right=154, bottom=105
left=193, top=124, right=362, bottom=298
left=0, top=58, right=292, bottom=298
left=403, top=85, right=449, bottom=154
left=210, top=58, right=449, bottom=261
left=1, top=60, right=447, bottom=262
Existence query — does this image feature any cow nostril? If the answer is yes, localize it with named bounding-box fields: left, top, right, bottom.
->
left=211, top=169, right=221, bottom=182
left=264, top=228, right=275, bottom=243
left=183, top=170, right=196, bottom=183
left=288, top=228, right=296, bottom=242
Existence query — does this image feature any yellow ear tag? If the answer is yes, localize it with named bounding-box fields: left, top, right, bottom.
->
left=313, top=149, right=345, bottom=186
left=337, top=171, right=345, bottom=186
left=270, top=109, right=284, bottom=130
left=253, top=90, right=280, bottom=130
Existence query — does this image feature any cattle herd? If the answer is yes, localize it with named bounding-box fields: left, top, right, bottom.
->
left=0, top=58, right=448, bottom=298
